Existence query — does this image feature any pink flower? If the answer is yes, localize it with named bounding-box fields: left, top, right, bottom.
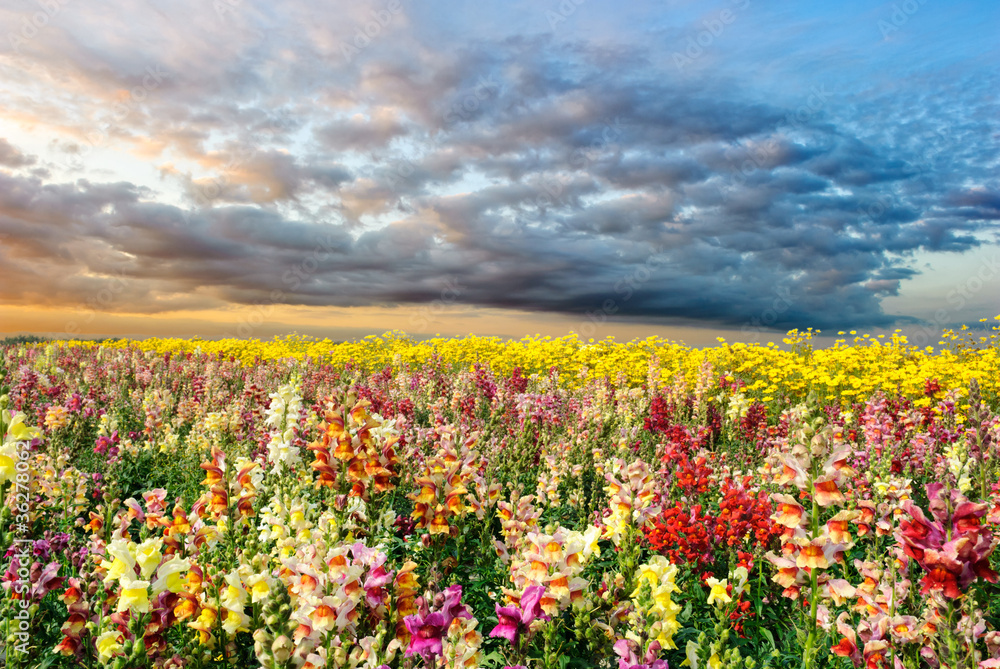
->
left=489, top=585, right=550, bottom=647
left=440, top=584, right=472, bottom=622
left=404, top=584, right=472, bottom=660
left=404, top=611, right=449, bottom=658
left=897, top=484, right=997, bottom=600
left=490, top=605, right=523, bottom=644
left=519, top=584, right=546, bottom=625
left=613, top=638, right=667, bottom=669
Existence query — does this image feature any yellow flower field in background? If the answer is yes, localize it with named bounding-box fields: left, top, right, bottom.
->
left=52, top=317, right=1000, bottom=407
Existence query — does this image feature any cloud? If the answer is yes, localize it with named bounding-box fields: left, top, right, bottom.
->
left=0, top=0, right=997, bottom=332
left=0, top=139, right=35, bottom=168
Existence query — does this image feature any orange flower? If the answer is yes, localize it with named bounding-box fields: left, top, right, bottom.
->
left=372, top=467, right=395, bottom=493
left=199, top=445, right=225, bottom=486
left=445, top=491, right=467, bottom=515
left=542, top=541, right=563, bottom=563
left=84, top=512, right=103, bottom=533
left=59, top=583, right=84, bottom=607
left=310, top=602, right=337, bottom=632
left=165, top=505, right=191, bottom=537
left=813, top=477, right=845, bottom=507
left=185, top=565, right=204, bottom=595
left=235, top=462, right=259, bottom=492
left=174, top=593, right=199, bottom=621
left=796, top=541, right=829, bottom=569
left=395, top=561, right=419, bottom=591
left=525, top=559, right=549, bottom=582
left=765, top=553, right=801, bottom=588
left=236, top=496, right=255, bottom=517
left=826, top=510, right=857, bottom=544
left=60, top=612, right=86, bottom=636
left=548, top=574, right=570, bottom=599
left=54, top=635, right=82, bottom=655
left=429, top=510, right=450, bottom=535
left=775, top=457, right=808, bottom=489
left=771, top=494, right=805, bottom=528
left=293, top=622, right=313, bottom=644
left=333, top=436, right=355, bottom=461
left=414, top=483, right=437, bottom=505
left=293, top=572, right=320, bottom=597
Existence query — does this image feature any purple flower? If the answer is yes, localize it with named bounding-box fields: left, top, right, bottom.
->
left=33, top=540, right=53, bottom=560
left=489, top=586, right=550, bottom=647
left=519, top=584, right=546, bottom=625
left=490, top=605, right=523, bottom=643
left=404, top=584, right=472, bottom=660
left=404, top=611, right=449, bottom=659
left=614, top=638, right=668, bottom=669
left=440, top=584, right=472, bottom=622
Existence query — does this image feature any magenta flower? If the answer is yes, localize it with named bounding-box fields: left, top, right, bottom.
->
left=519, top=584, right=546, bottom=624
left=404, top=611, right=449, bottom=658
left=898, top=483, right=998, bottom=599
left=404, top=584, right=472, bottom=660
left=490, top=605, right=523, bottom=643
left=440, top=584, right=472, bottom=622
left=613, top=638, right=668, bottom=669
left=489, top=585, right=550, bottom=647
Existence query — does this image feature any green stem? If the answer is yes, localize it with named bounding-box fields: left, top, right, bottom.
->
left=944, top=599, right=960, bottom=669
left=802, top=567, right=818, bottom=669
left=803, top=478, right=820, bottom=669
left=889, top=556, right=897, bottom=669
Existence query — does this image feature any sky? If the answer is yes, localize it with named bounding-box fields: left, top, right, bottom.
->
left=0, top=0, right=998, bottom=346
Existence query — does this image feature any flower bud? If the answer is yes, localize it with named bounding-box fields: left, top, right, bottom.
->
left=271, top=635, right=293, bottom=663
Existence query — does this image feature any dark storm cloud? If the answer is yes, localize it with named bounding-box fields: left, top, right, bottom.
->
left=0, top=0, right=997, bottom=330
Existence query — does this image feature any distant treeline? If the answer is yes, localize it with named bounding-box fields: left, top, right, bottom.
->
left=1, top=334, right=50, bottom=345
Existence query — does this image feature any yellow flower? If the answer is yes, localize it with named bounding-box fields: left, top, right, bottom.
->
left=0, top=443, right=17, bottom=484
left=117, top=574, right=150, bottom=613
left=96, top=630, right=123, bottom=662
left=5, top=412, right=39, bottom=443
left=220, top=571, right=247, bottom=611
left=135, top=538, right=163, bottom=579
left=102, top=539, right=136, bottom=584
left=246, top=573, right=271, bottom=603
left=681, top=640, right=700, bottom=668
left=222, top=608, right=250, bottom=635
left=705, top=578, right=731, bottom=606
left=152, top=555, right=191, bottom=595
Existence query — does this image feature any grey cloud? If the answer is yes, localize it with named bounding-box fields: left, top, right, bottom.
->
left=0, top=140, right=36, bottom=168
left=1, top=3, right=997, bottom=332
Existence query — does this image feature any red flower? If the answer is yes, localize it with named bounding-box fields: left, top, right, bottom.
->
left=920, top=567, right=962, bottom=599
left=897, top=484, right=996, bottom=599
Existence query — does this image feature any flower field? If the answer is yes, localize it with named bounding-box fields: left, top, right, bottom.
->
left=2, top=323, right=1000, bottom=669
